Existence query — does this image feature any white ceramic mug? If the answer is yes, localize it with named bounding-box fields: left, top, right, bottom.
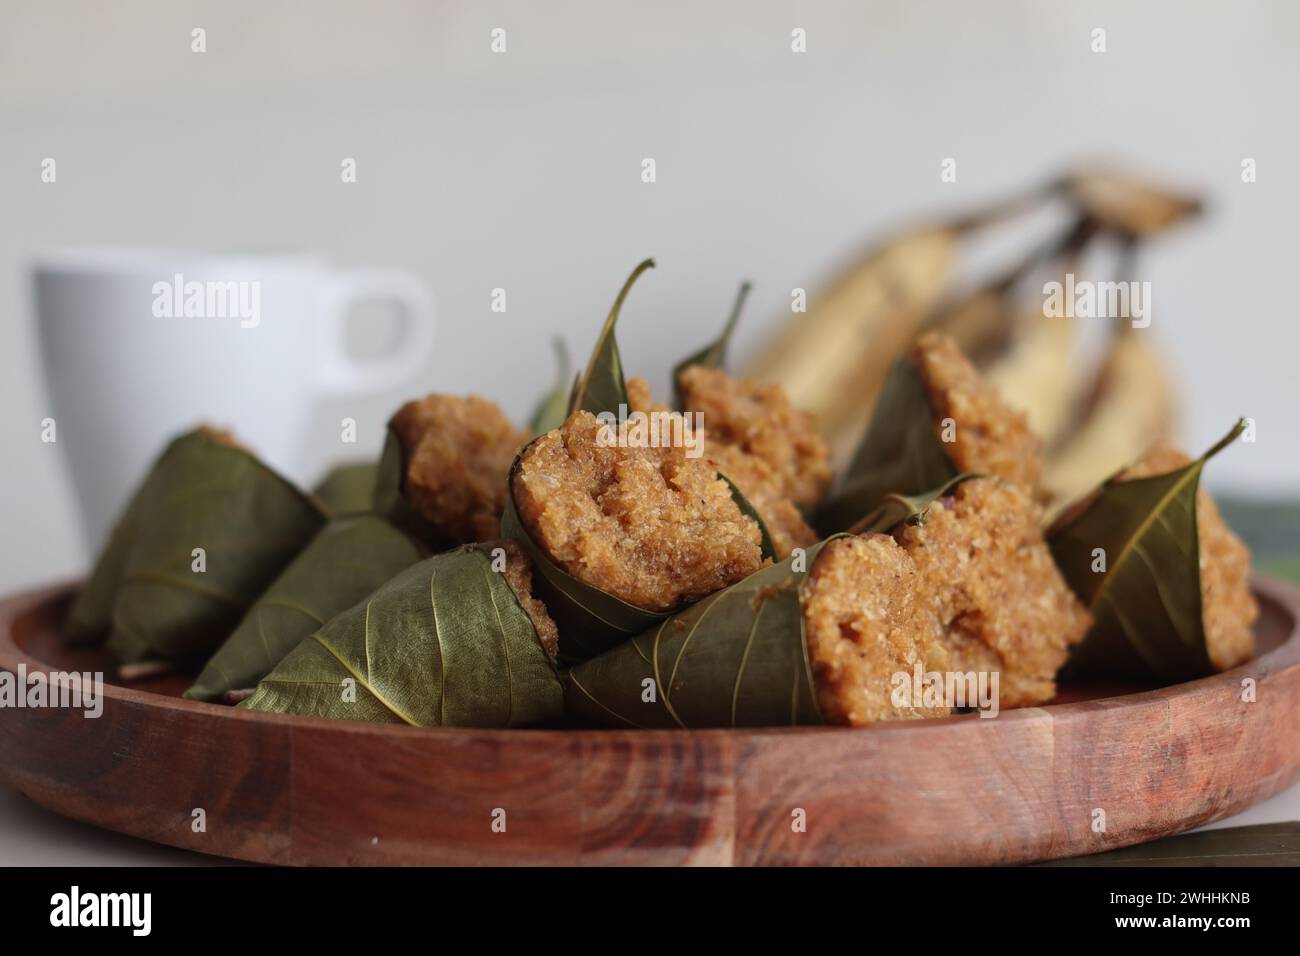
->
left=33, top=249, right=436, bottom=550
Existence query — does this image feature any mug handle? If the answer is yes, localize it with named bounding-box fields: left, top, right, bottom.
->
left=316, top=269, right=436, bottom=395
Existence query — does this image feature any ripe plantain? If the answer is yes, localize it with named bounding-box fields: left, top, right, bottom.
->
left=1042, top=326, right=1176, bottom=509
left=1062, top=167, right=1202, bottom=237
left=745, top=225, right=958, bottom=464
left=984, top=305, right=1081, bottom=446
left=930, top=219, right=1097, bottom=450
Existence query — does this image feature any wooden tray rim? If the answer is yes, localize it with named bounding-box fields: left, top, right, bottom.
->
left=1, top=576, right=1297, bottom=867
left=2, top=577, right=1297, bottom=741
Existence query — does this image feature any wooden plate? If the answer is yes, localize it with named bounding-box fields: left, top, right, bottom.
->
left=2, top=578, right=1298, bottom=866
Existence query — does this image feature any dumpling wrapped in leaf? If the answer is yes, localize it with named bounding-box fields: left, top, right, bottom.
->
left=698, top=443, right=817, bottom=560
left=65, top=428, right=326, bottom=670
left=818, top=330, right=1043, bottom=534
left=1117, top=448, right=1256, bottom=672
left=1050, top=421, right=1257, bottom=681
left=565, top=527, right=960, bottom=729
left=677, top=365, right=832, bottom=511
left=660, top=283, right=830, bottom=558
left=506, top=260, right=786, bottom=664
left=888, top=478, right=1092, bottom=708
left=374, top=394, right=527, bottom=548
left=626, top=374, right=818, bottom=561
left=184, top=515, right=426, bottom=703
left=505, top=409, right=768, bottom=665
left=240, top=541, right=563, bottom=728
left=566, top=476, right=1091, bottom=728
left=64, top=430, right=188, bottom=645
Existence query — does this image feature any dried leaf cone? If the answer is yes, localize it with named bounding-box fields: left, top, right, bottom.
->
left=241, top=542, right=563, bottom=728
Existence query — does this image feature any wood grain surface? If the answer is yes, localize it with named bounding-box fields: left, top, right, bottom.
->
left=1, top=579, right=1297, bottom=866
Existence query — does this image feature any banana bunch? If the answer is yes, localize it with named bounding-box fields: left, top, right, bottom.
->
left=743, top=166, right=1201, bottom=507
left=746, top=225, right=958, bottom=464
left=1037, top=170, right=1198, bottom=505
left=1040, top=326, right=1176, bottom=508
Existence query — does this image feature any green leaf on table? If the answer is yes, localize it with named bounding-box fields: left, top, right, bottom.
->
left=1039, top=822, right=1300, bottom=867
left=240, top=544, right=563, bottom=727
left=1049, top=419, right=1247, bottom=682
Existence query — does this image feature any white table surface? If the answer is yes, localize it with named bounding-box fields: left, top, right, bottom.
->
left=2, top=776, right=1297, bottom=866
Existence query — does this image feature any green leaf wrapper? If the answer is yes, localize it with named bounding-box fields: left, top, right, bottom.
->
left=184, top=515, right=426, bottom=703
left=506, top=261, right=776, bottom=665
left=568, top=257, right=655, bottom=418
left=528, top=337, right=573, bottom=436
left=815, top=354, right=958, bottom=535
left=100, top=432, right=327, bottom=668
left=719, top=473, right=778, bottom=562
left=1049, top=420, right=1247, bottom=682
left=503, top=445, right=780, bottom=667
left=501, top=457, right=671, bottom=667
left=564, top=537, right=843, bottom=728
left=564, top=477, right=969, bottom=728
left=847, top=474, right=979, bottom=536
left=312, top=461, right=379, bottom=516
left=372, top=422, right=433, bottom=544
left=239, top=544, right=564, bottom=728
left=65, top=438, right=178, bottom=645
left=670, top=280, right=751, bottom=408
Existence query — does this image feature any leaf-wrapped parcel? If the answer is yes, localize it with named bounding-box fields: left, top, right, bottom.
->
left=503, top=259, right=774, bottom=665
left=560, top=476, right=978, bottom=729
left=373, top=394, right=527, bottom=549
left=816, top=330, right=1042, bottom=535
left=312, top=461, right=379, bottom=516
left=240, top=543, right=564, bottom=728
left=1049, top=420, right=1257, bottom=682
left=65, top=429, right=326, bottom=668
left=564, top=520, right=961, bottom=729
left=564, top=538, right=840, bottom=728
left=665, top=285, right=832, bottom=559
left=64, top=438, right=175, bottom=645
left=505, top=418, right=775, bottom=667
left=184, top=515, right=426, bottom=702
left=567, top=474, right=1092, bottom=727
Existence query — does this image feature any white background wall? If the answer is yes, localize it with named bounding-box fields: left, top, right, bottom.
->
left=1, top=0, right=1296, bottom=592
